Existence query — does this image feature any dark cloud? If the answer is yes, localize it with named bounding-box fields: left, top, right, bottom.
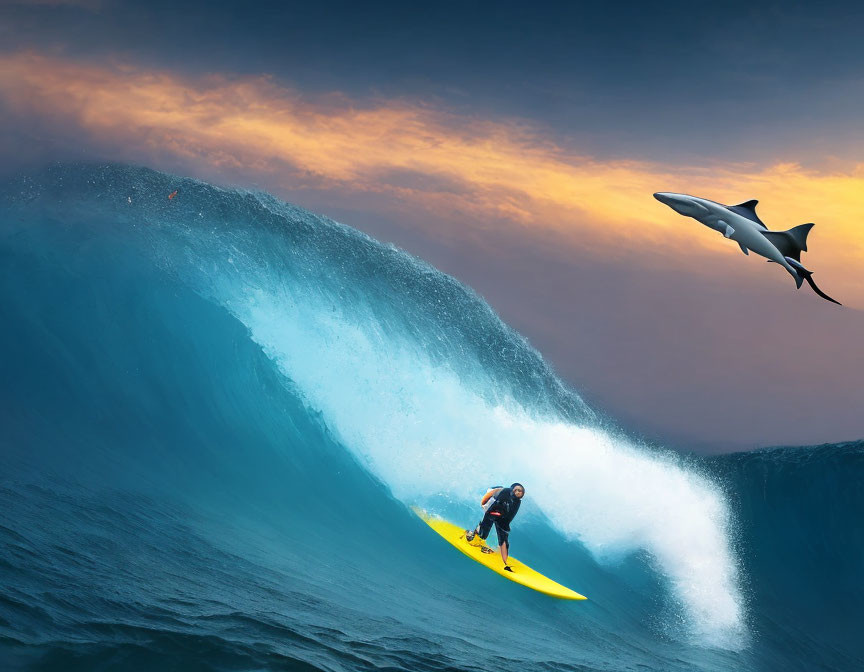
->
left=3, top=1, right=864, bottom=163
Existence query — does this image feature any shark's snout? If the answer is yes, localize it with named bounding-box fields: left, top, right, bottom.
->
left=653, top=192, right=708, bottom=217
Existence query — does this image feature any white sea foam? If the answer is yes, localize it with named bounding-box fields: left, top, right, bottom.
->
left=206, top=275, right=744, bottom=648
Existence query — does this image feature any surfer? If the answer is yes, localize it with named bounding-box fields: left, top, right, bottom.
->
left=465, top=483, right=524, bottom=571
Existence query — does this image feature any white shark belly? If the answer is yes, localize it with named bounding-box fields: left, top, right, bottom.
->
left=732, top=223, right=786, bottom=263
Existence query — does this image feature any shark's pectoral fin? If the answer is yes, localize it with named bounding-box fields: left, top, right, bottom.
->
left=738, top=242, right=749, bottom=255
left=717, top=220, right=735, bottom=238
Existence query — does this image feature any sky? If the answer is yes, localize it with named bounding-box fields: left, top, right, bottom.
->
left=1, top=0, right=863, bottom=452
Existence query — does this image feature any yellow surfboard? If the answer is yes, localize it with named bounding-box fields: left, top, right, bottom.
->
left=414, top=508, right=587, bottom=601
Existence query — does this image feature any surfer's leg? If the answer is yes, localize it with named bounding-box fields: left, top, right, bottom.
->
left=495, top=524, right=511, bottom=565
left=467, top=512, right=495, bottom=543
left=477, top=514, right=494, bottom=540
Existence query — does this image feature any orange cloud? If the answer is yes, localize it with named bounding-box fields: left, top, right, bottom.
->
left=1, top=51, right=862, bottom=303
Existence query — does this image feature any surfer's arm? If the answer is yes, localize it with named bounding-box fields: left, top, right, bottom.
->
left=480, top=488, right=502, bottom=506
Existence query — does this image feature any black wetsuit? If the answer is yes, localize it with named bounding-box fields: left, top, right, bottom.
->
left=476, top=486, right=521, bottom=548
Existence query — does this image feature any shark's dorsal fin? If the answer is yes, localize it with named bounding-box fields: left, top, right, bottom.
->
left=726, top=199, right=766, bottom=228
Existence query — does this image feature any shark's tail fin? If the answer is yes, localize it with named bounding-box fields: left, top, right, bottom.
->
left=785, top=257, right=842, bottom=305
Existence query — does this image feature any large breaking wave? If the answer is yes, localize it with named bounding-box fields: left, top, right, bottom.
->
left=1, top=164, right=860, bottom=672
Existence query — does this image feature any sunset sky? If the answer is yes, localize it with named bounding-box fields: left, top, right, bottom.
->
left=2, top=0, right=863, bottom=451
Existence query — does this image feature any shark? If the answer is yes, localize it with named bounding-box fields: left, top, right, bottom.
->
left=653, top=192, right=841, bottom=305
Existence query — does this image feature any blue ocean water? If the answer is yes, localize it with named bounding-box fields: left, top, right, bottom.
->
left=0, top=164, right=861, bottom=671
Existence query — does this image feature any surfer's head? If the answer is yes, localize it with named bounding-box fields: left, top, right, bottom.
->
left=510, top=483, right=525, bottom=499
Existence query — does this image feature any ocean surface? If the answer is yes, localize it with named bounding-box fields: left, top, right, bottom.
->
left=0, top=164, right=861, bottom=671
